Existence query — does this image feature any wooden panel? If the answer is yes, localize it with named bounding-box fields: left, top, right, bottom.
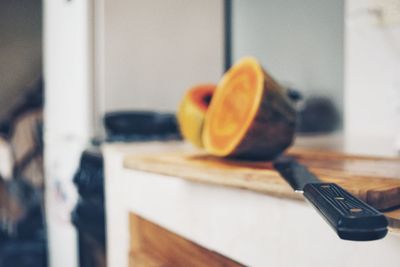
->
left=129, top=214, right=244, bottom=267
left=129, top=251, right=164, bottom=267
left=124, top=146, right=400, bottom=232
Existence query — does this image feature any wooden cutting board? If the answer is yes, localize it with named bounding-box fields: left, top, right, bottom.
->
left=123, top=146, right=400, bottom=232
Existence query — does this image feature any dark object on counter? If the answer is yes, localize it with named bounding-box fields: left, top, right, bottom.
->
left=286, top=88, right=303, bottom=103
left=104, top=111, right=181, bottom=141
left=297, top=97, right=340, bottom=133
left=274, top=156, right=388, bottom=241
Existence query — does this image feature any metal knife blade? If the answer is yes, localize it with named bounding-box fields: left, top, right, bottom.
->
left=273, top=156, right=388, bottom=241
left=273, top=156, right=319, bottom=192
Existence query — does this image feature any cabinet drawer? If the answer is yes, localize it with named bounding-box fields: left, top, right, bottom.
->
left=129, top=213, right=243, bottom=267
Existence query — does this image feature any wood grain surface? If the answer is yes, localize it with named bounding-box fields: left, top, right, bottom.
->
left=124, top=145, right=400, bottom=232
left=129, top=213, right=244, bottom=267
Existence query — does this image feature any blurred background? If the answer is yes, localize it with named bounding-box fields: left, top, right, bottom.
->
left=0, top=0, right=399, bottom=266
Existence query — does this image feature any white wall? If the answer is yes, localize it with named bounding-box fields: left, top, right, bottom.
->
left=44, top=0, right=94, bottom=266
left=232, top=0, right=344, bottom=112
left=97, top=0, right=224, bottom=117
left=345, top=0, right=400, bottom=155
left=0, top=0, right=42, bottom=119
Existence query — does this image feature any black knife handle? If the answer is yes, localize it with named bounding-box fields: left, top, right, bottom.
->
left=303, top=183, right=388, bottom=241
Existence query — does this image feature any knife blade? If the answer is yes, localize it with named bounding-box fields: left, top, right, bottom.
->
left=273, top=156, right=388, bottom=241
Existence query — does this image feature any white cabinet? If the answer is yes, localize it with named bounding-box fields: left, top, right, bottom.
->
left=103, top=142, right=400, bottom=267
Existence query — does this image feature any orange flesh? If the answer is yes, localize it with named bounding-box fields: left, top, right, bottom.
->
left=204, top=58, right=264, bottom=155
left=189, top=85, right=215, bottom=112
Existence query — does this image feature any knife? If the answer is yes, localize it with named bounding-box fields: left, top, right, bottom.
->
left=273, top=156, right=388, bottom=241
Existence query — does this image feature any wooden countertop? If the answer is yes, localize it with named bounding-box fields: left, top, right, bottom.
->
left=122, top=138, right=400, bottom=233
